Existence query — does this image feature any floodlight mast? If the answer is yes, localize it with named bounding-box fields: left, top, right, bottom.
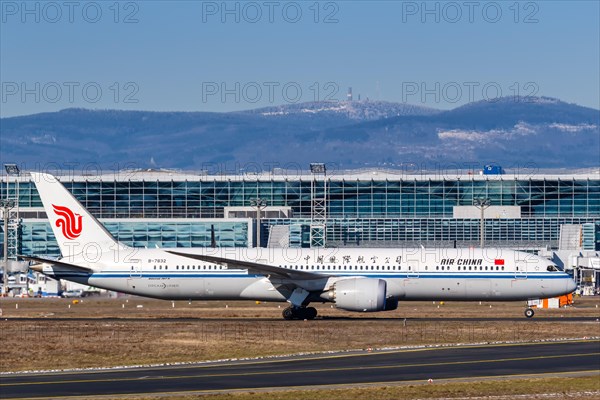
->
left=2, top=164, right=20, bottom=295
left=309, top=163, right=327, bottom=247
left=473, top=197, right=491, bottom=248
left=250, top=198, right=267, bottom=248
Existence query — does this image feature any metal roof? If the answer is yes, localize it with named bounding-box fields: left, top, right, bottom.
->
left=2, top=167, right=600, bottom=182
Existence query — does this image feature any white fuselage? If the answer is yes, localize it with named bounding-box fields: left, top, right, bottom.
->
left=46, top=247, right=575, bottom=303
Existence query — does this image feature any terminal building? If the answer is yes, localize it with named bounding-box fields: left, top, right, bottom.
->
left=1, top=165, right=599, bottom=294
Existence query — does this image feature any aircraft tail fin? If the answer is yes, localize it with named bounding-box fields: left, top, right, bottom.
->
left=31, top=172, right=123, bottom=259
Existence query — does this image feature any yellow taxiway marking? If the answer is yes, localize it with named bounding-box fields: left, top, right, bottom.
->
left=6, top=370, right=600, bottom=400
left=2, top=351, right=598, bottom=388
left=5, top=338, right=599, bottom=378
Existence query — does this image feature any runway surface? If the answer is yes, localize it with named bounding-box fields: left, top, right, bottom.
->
left=1, top=340, right=599, bottom=399
left=4, top=316, right=600, bottom=322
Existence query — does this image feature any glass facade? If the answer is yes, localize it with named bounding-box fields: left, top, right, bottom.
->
left=4, top=176, right=600, bottom=218
left=1, top=171, right=599, bottom=255
left=262, top=217, right=599, bottom=249
left=19, top=220, right=250, bottom=257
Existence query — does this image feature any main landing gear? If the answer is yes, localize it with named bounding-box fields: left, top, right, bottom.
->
left=524, top=308, right=535, bottom=318
left=282, top=306, right=318, bottom=320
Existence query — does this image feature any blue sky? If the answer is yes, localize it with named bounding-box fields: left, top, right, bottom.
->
left=1, top=1, right=599, bottom=116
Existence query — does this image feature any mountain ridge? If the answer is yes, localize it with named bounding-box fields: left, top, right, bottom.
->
left=2, top=97, right=598, bottom=169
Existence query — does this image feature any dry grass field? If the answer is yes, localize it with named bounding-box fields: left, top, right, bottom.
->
left=136, top=376, right=600, bottom=400
left=1, top=296, right=599, bottom=373
left=2, top=295, right=600, bottom=320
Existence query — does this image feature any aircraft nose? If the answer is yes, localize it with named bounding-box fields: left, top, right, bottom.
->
left=566, top=277, right=577, bottom=294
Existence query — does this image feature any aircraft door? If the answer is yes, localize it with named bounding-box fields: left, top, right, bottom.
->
left=406, top=263, right=419, bottom=278
left=515, top=261, right=527, bottom=279
left=129, top=259, right=142, bottom=279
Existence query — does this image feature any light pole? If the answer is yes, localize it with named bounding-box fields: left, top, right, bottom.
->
left=0, top=164, right=21, bottom=294
left=250, top=198, right=267, bottom=248
left=473, top=198, right=491, bottom=248
left=1, top=199, right=15, bottom=295
left=2, top=164, right=20, bottom=296
left=309, top=163, right=327, bottom=247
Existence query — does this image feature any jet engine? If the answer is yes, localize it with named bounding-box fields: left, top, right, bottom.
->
left=328, top=278, right=397, bottom=312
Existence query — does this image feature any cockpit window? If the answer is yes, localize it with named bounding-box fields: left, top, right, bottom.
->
left=546, top=265, right=559, bottom=272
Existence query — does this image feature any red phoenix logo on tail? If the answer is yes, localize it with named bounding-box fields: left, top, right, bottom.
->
left=52, top=204, right=83, bottom=240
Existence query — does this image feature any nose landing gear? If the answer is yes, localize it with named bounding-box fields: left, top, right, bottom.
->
left=524, top=308, right=535, bottom=318
left=282, top=306, right=318, bottom=320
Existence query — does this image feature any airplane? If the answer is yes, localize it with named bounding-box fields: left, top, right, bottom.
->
left=23, top=172, right=576, bottom=320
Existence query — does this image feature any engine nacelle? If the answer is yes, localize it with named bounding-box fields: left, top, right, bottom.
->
left=330, top=278, right=392, bottom=312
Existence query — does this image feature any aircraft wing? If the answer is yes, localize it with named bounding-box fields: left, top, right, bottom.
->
left=167, top=251, right=328, bottom=280
left=20, top=255, right=95, bottom=273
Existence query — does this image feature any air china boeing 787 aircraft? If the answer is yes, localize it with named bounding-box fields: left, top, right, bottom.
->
left=24, top=173, right=576, bottom=319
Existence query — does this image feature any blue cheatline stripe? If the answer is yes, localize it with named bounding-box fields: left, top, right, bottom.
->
left=85, top=273, right=571, bottom=280
left=93, top=274, right=260, bottom=278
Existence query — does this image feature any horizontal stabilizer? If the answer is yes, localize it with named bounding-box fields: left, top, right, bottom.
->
left=20, top=255, right=95, bottom=274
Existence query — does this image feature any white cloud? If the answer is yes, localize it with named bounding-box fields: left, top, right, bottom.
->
left=437, top=129, right=489, bottom=141
left=438, top=122, right=540, bottom=142
left=548, top=123, right=597, bottom=133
